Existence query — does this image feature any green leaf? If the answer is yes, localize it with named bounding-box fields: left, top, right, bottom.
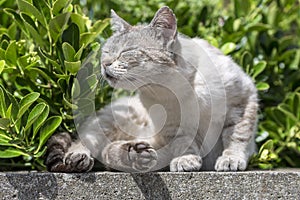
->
left=28, top=68, right=54, bottom=83
left=0, top=118, right=10, bottom=130
left=62, top=23, right=80, bottom=51
left=278, top=104, right=298, bottom=123
left=49, top=12, right=71, bottom=43
left=80, top=32, right=96, bottom=47
left=17, top=0, right=46, bottom=27
left=0, top=87, right=7, bottom=117
left=87, top=74, right=98, bottom=92
left=17, top=54, right=31, bottom=69
left=256, top=82, right=269, bottom=91
left=246, top=23, right=272, bottom=32
left=289, top=49, right=300, bottom=70
left=24, top=103, right=47, bottom=132
left=5, top=90, right=19, bottom=122
left=252, top=61, right=267, bottom=79
left=259, top=140, right=273, bottom=154
left=0, top=132, right=12, bottom=146
left=234, top=0, right=250, bottom=17
left=38, top=47, right=63, bottom=73
left=52, top=0, right=72, bottom=15
left=5, top=104, right=12, bottom=120
left=18, top=92, right=40, bottom=118
left=293, top=93, right=300, bottom=119
left=34, top=146, right=47, bottom=158
left=32, top=104, right=49, bottom=139
left=63, top=93, right=78, bottom=109
left=62, top=42, right=76, bottom=62
left=4, top=8, right=27, bottom=35
left=91, top=18, right=110, bottom=34
left=220, top=42, right=236, bottom=55
left=37, top=116, right=62, bottom=153
left=74, top=45, right=84, bottom=60
left=64, top=60, right=81, bottom=74
left=70, top=13, right=89, bottom=33
left=77, top=98, right=95, bottom=115
left=0, top=60, right=5, bottom=74
left=5, top=41, right=17, bottom=66
left=0, top=148, right=28, bottom=158
left=21, top=13, right=46, bottom=47
left=258, top=163, right=273, bottom=170
left=32, top=0, right=51, bottom=20
left=71, top=78, right=80, bottom=99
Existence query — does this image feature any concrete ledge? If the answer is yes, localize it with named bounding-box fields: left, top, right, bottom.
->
left=1, top=170, right=300, bottom=199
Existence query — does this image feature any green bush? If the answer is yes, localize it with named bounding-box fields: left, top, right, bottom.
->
left=0, top=0, right=108, bottom=170
left=0, top=0, right=299, bottom=170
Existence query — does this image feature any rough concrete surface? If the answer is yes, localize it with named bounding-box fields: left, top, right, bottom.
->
left=0, top=170, right=299, bottom=200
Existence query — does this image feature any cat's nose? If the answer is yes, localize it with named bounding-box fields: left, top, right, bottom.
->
left=102, top=60, right=113, bottom=68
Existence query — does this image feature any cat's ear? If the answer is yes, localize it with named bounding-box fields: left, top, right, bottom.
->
left=149, top=6, right=177, bottom=38
left=110, top=9, right=132, bottom=33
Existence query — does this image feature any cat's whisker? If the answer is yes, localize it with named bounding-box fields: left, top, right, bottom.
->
left=125, top=73, right=159, bottom=96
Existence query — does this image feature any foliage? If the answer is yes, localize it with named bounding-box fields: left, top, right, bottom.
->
left=251, top=88, right=300, bottom=169
left=0, top=0, right=299, bottom=170
left=0, top=0, right=109, bottom=170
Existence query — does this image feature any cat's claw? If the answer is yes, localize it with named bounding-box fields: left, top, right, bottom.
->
left=170, top=154, right=202, bottom=172
left=65, top=152, right=94, bottom=172
left=215, top=155, right=247, bottom=171
left=128, top=142, right=157, bottom=171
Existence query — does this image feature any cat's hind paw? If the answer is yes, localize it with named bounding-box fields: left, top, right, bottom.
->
left=128, top=142, right=157, bottom=171
left=170, top=154, right=202, bottom=172
left=215, top=154, right=247, bottom=171
left=64, top=152, right=94, bottom=172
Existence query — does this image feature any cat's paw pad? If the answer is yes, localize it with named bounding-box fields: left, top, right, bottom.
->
left=170, top=154, right=202, bottom=172
left=65, top=152, right=94, bottom=172
left=128, top=142, right=157, bottom=171
left=215, top=155, right=247, bottom=171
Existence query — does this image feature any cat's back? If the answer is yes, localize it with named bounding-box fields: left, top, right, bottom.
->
left=180, top=36, right=257, bottom=105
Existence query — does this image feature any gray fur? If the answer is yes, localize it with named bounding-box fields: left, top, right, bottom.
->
left=46, top=6, right=258, bottom=172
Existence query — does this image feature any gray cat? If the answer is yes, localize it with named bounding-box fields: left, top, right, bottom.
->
left=46, top=6, right=258, bottom=172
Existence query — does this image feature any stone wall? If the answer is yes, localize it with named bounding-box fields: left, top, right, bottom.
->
left=1, top=170, right=299, bottom=199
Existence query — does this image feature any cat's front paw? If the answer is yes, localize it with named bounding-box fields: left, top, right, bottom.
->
left=128, top=142, right=157, bottom=171
left=170, top=154, right=202, bottom=172
left=65, top=152, right=94, bottom=172
left=215, top=154, right=247, bottom=171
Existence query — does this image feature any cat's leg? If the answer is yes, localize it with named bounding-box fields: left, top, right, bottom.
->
left=102, top=140, right=157, bottom=172
left=46, top=132, right=94, bottom=172
left=170, top=154, right=202, bottom=172
left=215, top=99, right=258, bottom=171
left=169, top=137, right=203, bottom=172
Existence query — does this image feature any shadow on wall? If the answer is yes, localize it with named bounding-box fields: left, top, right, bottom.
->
left=5, top=172, right=170, bottom=199
left=6, top=173, right=58, bottom=200
left=131, top=173, right=172, bottom=200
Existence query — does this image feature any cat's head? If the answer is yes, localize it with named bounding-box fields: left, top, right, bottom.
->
left=101, top=6, right=179, bottom=90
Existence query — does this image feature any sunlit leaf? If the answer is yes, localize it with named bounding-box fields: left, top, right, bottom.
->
left=17, top=0, right=46, bottom=27
left=49, top=12, right=71, bottom=43
left=252, top=61, right=267, bottom=79
left=256, top=82, right=269, bottom=91
left=32, top=104, right=49, bottom=139
left=220, top=42, right=236, bottom=55
left=0, top=148, right=28, bottom=158
left=18, top=92, right=40, bottom=118
left=24, top=103, right=47, bottom=132
left=64, top=60, right=81, bottom=74
left=37, top=116, right=62, bottom=153
left=62, top=42, right=76, bottom=62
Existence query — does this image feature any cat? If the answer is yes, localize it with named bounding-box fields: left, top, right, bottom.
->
left=46, top=6, right=258, bottom=172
